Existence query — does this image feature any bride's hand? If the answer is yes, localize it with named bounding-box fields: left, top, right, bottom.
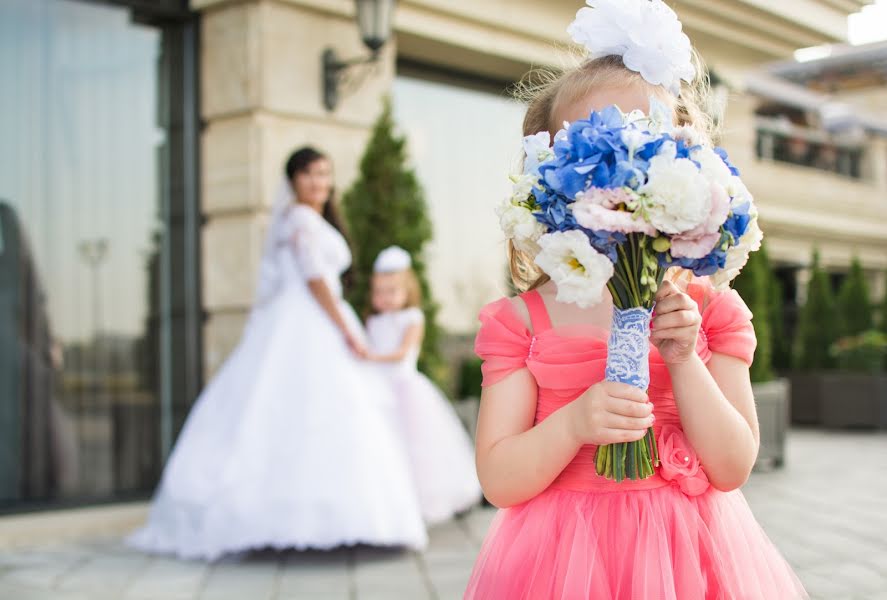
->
left=344, top=330, right=368, bottom=359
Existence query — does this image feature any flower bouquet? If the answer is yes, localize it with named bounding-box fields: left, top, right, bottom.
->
left=498, top=101, right=763, bottom=481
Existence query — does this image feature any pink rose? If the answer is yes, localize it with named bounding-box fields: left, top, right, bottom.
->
left=658, top=425, right=710, bottom=496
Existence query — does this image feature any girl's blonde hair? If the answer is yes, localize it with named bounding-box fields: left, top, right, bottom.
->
left=509, top=51, right=716, bottom=293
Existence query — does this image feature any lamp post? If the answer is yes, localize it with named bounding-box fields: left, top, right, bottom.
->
left=322, top=0, right=396, bottom=111
left=78, top=238, right=108, bottom=401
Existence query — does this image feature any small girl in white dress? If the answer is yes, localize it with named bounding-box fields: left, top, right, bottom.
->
left=366, top=246, right=482, bottom=524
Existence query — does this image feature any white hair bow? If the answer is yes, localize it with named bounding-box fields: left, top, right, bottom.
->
left=567, top=0, right=696, bottom=96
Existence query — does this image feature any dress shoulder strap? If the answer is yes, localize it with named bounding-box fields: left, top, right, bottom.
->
left=519, top=289, right=553, bottom=334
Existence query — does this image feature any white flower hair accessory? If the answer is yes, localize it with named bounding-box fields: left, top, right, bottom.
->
left=373, top=246, right=412, bottom=273
left=567, top=0, right=696, bottom=96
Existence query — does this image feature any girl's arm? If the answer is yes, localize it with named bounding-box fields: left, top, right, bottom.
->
left=668, top=353, right=759, bottom=490
left=367, top=323, right=423, bottom=362
left=650, top=281, right=759, bottom=491
left=307, top=278, right=366, bottom=356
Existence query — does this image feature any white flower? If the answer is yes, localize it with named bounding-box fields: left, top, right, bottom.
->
left=726, top=175, right=752, bottom=203
left=567, top=0, right=695, bottom=96
left=496, top=197, right=546, bottom=256
left=621, top=125, right=654, bottom=158
left=709, top=215, right=763, bottom=290
left=673, top=125, right=706, bottom=149
left=691, top=146, right=733, bottom=190
left=639, top=144, right=711, bottom=234
left=623, top=109, right=648, bottom=125
left=522, top=132, right=554, bottom=176
left=648, top=96, right=676, bottom=134
left=533, top=230, right=614, bottom=308
left=509, top=173, right=538, bottom=204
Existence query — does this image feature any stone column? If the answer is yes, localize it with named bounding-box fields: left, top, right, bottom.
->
left=196, top=0, right=395, bottom=376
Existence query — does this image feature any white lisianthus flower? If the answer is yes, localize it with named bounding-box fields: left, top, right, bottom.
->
left=522, top=132, right=554, bottom=176
left=496, top=197, right=546, bottom=256
left=639, top=145, right=710, bottom=234
left=709, top=214, right=764, bottom=290
left=533, top=230, right=614, bottom=308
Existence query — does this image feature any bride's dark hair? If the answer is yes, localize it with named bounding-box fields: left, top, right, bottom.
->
left=285, top=146, right=352, bottom=241
left=285, top=146, right=354, bottom=290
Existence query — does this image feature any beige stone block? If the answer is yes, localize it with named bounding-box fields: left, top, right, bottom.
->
left=203, top=309, right=249, bottom=378
left=259, top=1, right=396, bottom=125
left=201, top=2, right=261, bottom=119
left=257, top=112, right=372, bottom=203
left=202, top=213, right=267, bottom=312
left=201, top=115, right=263, bottom=216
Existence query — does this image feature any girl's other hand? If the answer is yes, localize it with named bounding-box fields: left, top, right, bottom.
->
left=650, top=280, right=701, bottom=366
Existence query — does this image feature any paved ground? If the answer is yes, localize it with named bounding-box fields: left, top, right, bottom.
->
left=0, top=428, right=885, bottom=599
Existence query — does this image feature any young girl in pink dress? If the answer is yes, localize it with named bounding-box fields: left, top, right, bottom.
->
left=464, top=2, right=808, bottom=599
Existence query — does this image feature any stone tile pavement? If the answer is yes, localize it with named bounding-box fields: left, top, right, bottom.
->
left=0, top=429, right=884, bottom=599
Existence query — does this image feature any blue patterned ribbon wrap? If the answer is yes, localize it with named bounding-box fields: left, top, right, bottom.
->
left=604, top=306, right=653, bottom=390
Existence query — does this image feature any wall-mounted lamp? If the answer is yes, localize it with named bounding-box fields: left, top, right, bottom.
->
left=323, top=0, right=396, bottom=111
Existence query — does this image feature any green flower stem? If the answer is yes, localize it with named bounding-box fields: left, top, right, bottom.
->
left=593, top=234, right=666, bottom=482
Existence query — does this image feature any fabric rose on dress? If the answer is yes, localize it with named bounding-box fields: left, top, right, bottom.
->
left=658, top=425, right=710, bottom=496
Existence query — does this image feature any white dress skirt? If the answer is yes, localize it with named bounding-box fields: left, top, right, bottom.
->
left=127, top=205, right=427, bottom=560
left=367, top=308, right=482, bottom=524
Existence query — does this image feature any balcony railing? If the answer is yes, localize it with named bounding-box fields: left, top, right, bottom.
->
left=755, top=116, right=866, bottom=180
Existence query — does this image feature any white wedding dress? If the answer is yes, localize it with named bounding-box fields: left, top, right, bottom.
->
left=367, top=308, right=482, bottom=524
left=128, top=201, right=428, bottom=560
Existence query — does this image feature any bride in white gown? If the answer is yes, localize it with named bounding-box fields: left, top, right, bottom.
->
left=128, top=147, right=428, bottom=560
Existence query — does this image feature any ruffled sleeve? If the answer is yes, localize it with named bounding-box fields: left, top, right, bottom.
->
left=281, top=206, right=325, bottom=280
left=474, top=298, right=532, bottom=387
left=402, top=307, right=425, bottom=326
left=688, top=279, right=757, bottom=365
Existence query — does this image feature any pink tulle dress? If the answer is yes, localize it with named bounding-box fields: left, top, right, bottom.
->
left=465, top=282, right=808, bottom=600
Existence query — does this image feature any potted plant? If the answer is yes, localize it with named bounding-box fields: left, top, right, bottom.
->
left=733, top=242, right=789, bottom=469
left=818, top=259, right=887, bottom=428
left=790, top=250, right=839, bottom=424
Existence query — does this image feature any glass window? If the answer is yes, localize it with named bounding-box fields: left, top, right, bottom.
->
left=393, top=75, right=526, bottom=332
left=0, top=0, right=199, bottom=510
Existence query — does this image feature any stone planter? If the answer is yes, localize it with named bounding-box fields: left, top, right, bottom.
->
left=752, top=378, right=790, bottom=471
left=820, top=373, right=887, bottom=429
left=789, top=372, right=827, bottom=425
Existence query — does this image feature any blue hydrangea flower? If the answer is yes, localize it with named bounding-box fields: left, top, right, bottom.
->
left=714, top=147, right=741, bottom=176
